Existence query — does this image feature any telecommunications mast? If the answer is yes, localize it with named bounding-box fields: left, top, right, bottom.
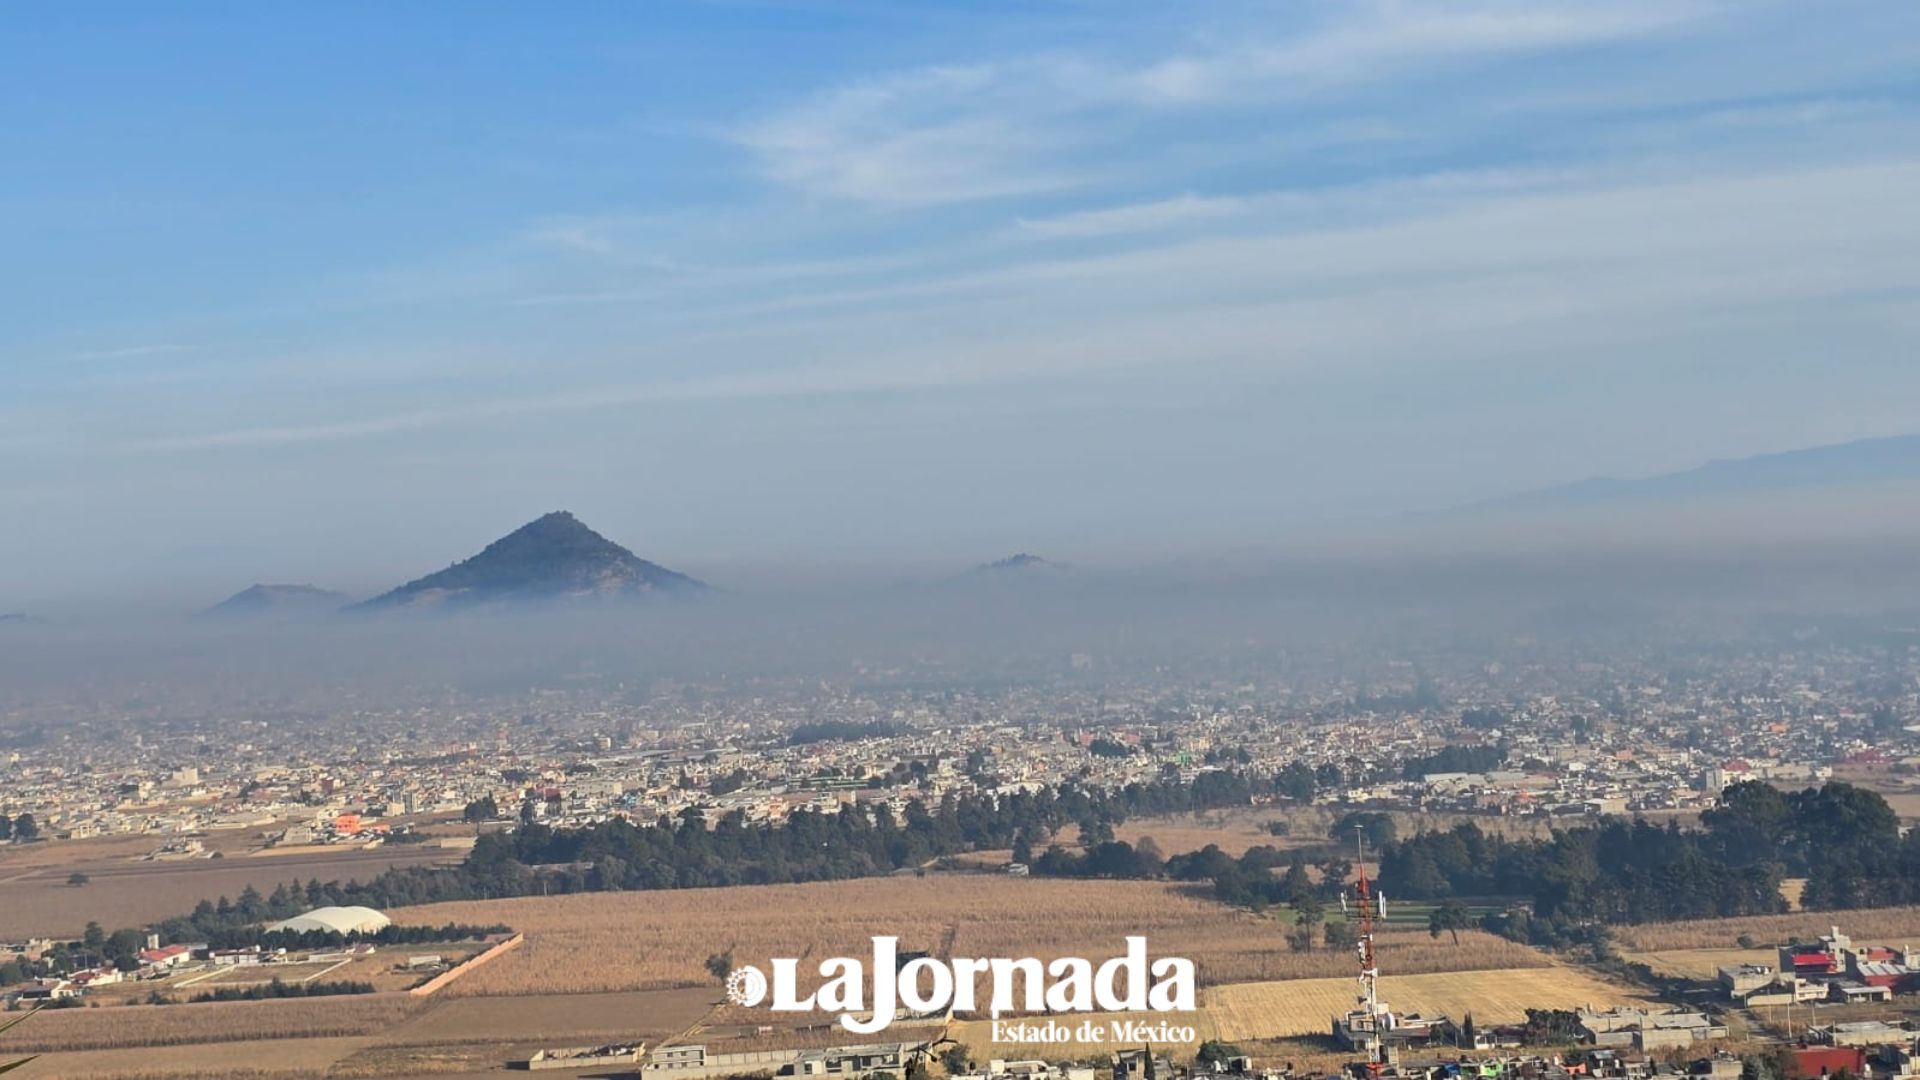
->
left=1338, top=828, right=1392, bottom=1077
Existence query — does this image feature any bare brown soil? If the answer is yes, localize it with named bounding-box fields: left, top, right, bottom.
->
left=377, top=987, right=715, bottom=1047
left=3, top=996, right=426, bottom=1053
left=1617, top=905, right=1920, bottom=952
left=10, top=1036, right=373, bottom=1079
left=0, top=846, right=458, bottom=938
left=392, top=875, right=1548, bottom=997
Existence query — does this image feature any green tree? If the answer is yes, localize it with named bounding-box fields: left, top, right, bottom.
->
left=1010, top=829, right=1035, bottom=866
left=1290, top=895, right=1325, bottom=931
left=1275, top=763, right=1316, bottom=801
left=1078, top=816, right=1114, bottom=846
left=1428, top=899, right=1473, bottom=944
left=1278, top=858, right=1313, bottom=904
left=1328, top=811, right=1397, bottom=852
left=1195, top=1040, right=1243, bottom=1066
left=105, top=929, right=145, bottom=972
left=1314, top=857, right=1353, bottom=900
left=1703, top=781, right=1793, bottom=855
left=593, top=854, right=628, bottom=891
left=11, top=815, right=37, bottom=843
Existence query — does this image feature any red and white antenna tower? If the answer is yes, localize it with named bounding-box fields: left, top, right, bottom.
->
left=1342, top=829, right=1390, bottom=1077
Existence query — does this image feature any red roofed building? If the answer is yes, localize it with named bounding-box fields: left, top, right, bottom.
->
left=1783, top=944, right=1838, bottom=975
left=138, top=944, right=192, bottom=969
left=1794, top=1046, right=1865, bottom=1078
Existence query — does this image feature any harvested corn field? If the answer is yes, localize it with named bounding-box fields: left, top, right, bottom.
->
left=393, top=875, right=1549, bottom=997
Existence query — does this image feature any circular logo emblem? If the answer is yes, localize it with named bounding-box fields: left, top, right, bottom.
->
left=725, top=965, right=768, bottom=1007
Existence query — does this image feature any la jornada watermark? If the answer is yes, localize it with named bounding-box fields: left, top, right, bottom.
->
left=726, top=935, right=1196, bottom=1038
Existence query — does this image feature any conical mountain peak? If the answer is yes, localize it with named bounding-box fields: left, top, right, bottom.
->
left=354, top=512, right=708, bottom=611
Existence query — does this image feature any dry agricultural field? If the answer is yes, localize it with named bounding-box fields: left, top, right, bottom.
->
left=393, top=875, right=1549, bottom=997
left=9, top=1035, right=380, bottom=1080
left=1616, top=905, right=1920, bottom=952
left=1207, top=967, right=1649, bottom=1039
left=1623, top=948, right=1776, bottom=980
left=951, top=965, right=1650, bottom=1060
left=2, top=995, right=430, bottom=1054
left=9, top=874, right=1575, bottom=1078
left=373, top=987, right=714, bottom=1048
left=5, top=988, right=713, bottom=1080
left=0, top=843, right=460, bottom=938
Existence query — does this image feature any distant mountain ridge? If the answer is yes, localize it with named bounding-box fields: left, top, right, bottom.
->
left=353, top=511, right=708, bottom=611
left=1477, top=433, right=1920, bottom=511
left=923, top=552, right=1074, bottom=592
left=973, top=553, right=1065, bottom=574
left=201, top=583, right=348, bottom=619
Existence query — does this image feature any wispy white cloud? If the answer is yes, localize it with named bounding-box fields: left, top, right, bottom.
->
left=735, top=63, right=1090, bottom=205
left=1130, top=1, right=1712, bottom=103
left=1015, top=193, right=1253, bottom=238
left=70, top=343, right=196, bottom=362
left=510, top=251, right=924, bottom=307
left=1696, top=96, right=1898, bottom=131
left=122, top=360, right=1037, bottom=451
left=123, top=158, right=1920, bottom=452
left=1011, top=165, right=1593, bottom=240
left=733, top=0, right=1716, bottom=205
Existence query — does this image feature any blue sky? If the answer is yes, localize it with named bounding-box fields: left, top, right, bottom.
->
left=4, top=0, right=1920, bottom=605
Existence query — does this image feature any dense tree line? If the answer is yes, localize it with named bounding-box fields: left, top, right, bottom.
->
left=1377, top=781, right=1911, bottom=928
left=1034, top=834, right=1358, bottom=918
left=134, top=877, right=514, bottom=951
left=16, top=907, right=509, bottom=980
left=478, top=768, right=1290, bottom=893
left=1401, top=744, right=1505, bottom=779
left=1328, top=810, right=1397, bottom=850
left=191, top=978, right=375, bottom=1002
left=207, top=920, right=510, bottom=952
left=1704, top=780, right=1920, bottom=909
left=1379, top=817, right=1781, bottom=923
left=56, top=773, right=1911, bottom=981
left=1030, top=780, right=1920, bottom=944
left=64, top=766, right=1309, bottom=959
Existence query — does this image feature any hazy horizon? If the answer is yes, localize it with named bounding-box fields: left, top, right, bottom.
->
left=18, top=453, right=1920, bottom=616
left=6, top=0, right=1920, bottom=611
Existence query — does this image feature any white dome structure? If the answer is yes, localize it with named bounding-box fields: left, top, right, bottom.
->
left=266, top=905, right=391, bottom=935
